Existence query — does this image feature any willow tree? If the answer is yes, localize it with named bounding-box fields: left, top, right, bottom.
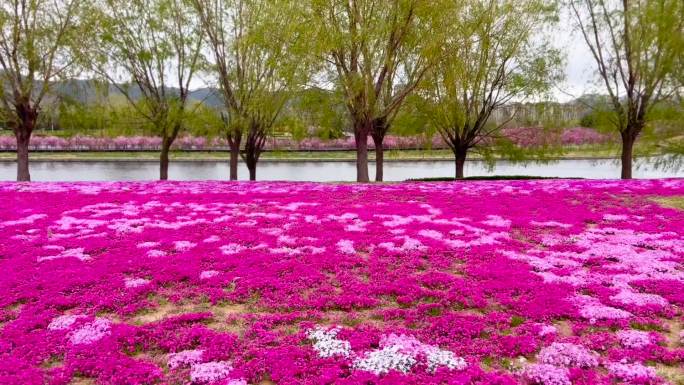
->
left=310, top=0, right=443, bottom=182
left=91, top=0, right=204, bottom=180
left=570, top=0, right=683, bottom=179
left=422, top=0, right=561, bottom=179
left=0, top=0, right=84, bottom=181
left=192, top=0, right=310, bottom=181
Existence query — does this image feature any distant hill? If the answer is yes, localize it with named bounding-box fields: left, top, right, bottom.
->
left=51, top=79, right=224, bottom=107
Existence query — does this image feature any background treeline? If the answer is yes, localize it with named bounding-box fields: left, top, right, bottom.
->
left=1, top=0, right=682, bottom=181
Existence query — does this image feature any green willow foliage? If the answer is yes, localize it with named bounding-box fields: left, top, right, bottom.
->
left=419, top=0, right=563, bottom=178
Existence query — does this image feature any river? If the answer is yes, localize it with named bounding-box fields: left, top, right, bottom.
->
left=0, top=157, right=680, bottom=181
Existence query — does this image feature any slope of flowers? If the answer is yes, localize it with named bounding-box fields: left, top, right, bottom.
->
left=0, top=179, right=682, bottom=385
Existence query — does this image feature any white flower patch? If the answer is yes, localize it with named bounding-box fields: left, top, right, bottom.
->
left=482, top=215, right=511, bottom=228
left=220, top=243, right=246, bottom=255
left=603, top=214, right=629, bottom=221
left=38, top=247, right=91, bottom=262
left=418, top=229, right=443, bottom=240
left=203, top=235, right=220, bottom=243
left=306, top=326, right=352, bottom=358
left=174, top=240, right=196, bottom=252
left=337, top=240, right=356, bottom=255
left=124, top=277, right=150, bottom=288
left=425, top=348, right=467, bottom=372
left=147, top=249, right=167, bottom=258
left=573, top=295, right=632, bottom=323
left=344, top=221, right=368, bottom=232
left=278, top=202, right=318, bottom=211
left=107, top=218, right=147, bottom=233
left=137, top=241, right=160, bottom=248
left=380, top=215, right=413, bottom=227
left=376, top=334, right=467, bottom=373
left=200, top=270, right=220, bottom=280
left=277, top=235, right=297, bottom=245
left=47, top=314, right=85, bottom=331
left=304, top=215, right=321, bottom=224
left=260, top=227, right=284, bottom=236
left=610, top=289, right=669, bottom=308
left=378, top=236, right=426, bottom=253
left=537, top=324, right=558, bottom=336
left=353, top=345, right=417, bottom=375
left=530, top=220, right=573, bottom=229
left=69, top=318, right=112, bottom=345
left=419, top=203, right=442, bottom=216
left=271, top=246, right=325, bottom=255
left=0, top=213, right=47, bottom=228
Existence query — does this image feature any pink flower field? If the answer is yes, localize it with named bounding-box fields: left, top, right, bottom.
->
left=1, top=180, right=683, bottom=385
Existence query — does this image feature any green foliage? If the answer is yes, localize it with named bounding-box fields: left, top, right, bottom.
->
left=569, top=0, right=683, bottom=140
left=193, top=0, right=315, bottom=140
left=420, top=0, right=562, bottom=162
left=86, top=0, right=205, bottom=140
left=0, top=0, right=89, bottom=127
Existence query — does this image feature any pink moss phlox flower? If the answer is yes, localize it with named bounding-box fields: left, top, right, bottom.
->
left=189, top=361, right=233, bottom=383
left=605, top=361, right=657, bottom=382
left=524, top=363, right=571, bottom=385
left=616, top=330, right=652, bottom=349
left=537, top=342, right=599, bottom=368
left=68, top=318, right=112, bottom=345
left=47, top=314, right=85, bottom=331
left=168, top=349, right=204, bottom=369
left=1, top=179, right=683, bottom=383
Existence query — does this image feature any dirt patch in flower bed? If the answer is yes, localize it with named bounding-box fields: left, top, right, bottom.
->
left=0, top=180, right=683, bottom=384
left=652, top=196, right=684, bottom=211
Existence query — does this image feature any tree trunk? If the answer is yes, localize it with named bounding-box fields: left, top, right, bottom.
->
left=620, top=131, right=634, bottom=180
left=160, top=138, right=171, bottom=180
left=229, top=140, right=240, bottom=180
left=243, top=151, right=257, bottom=181
left=354, top=125, right=370, bottom=182
left=15, top=133, right=31, bottom=182
left=455, top=147, right=467, bottom=180
left=372, top=133, right=384, bottom=182
left=248, top=164, right=256, bottom=181
left=13, top=102, right=37, bottom=182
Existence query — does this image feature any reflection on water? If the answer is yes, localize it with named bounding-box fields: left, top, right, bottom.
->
left=0, top=158, right=680, bottom=181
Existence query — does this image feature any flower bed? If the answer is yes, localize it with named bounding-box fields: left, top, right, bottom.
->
left=0, top=127, right=610, bottom=152
left=0, top=180, right=682, bottom=384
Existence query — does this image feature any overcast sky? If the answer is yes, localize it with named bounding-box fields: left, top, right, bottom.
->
left=553, top=9, right=600, bottom=102
left=187, top=9, right=602, bottom=103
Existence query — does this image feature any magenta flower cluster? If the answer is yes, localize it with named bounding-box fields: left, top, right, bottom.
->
left=0, top=179, right=682, bottom=384
left=0, top=127, right=609, bottom=152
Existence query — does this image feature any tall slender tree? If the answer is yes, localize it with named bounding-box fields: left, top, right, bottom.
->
left=569, top=0, right=683, bottom=179
left=310, top=0, right=443, bottom=182
left=422, top=0, right=561, bottom=179
left=0, top=0, right=84, bottom=181
left=192, top=0, right=311, bottom=181
left=90, top=0, right=204, bottom=180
